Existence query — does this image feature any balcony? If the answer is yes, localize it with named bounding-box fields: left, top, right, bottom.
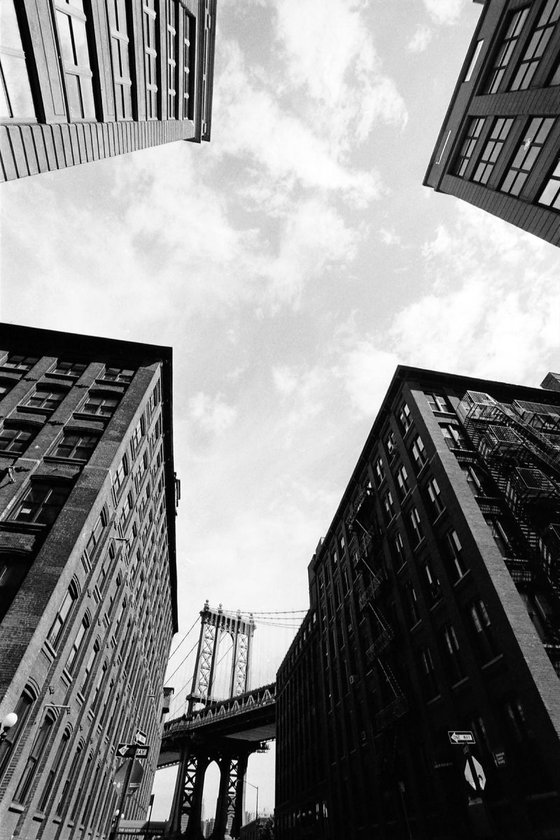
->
left=481, top=424, right=525, bottom=457
left=504, top=557, right=534, bottom=585
left=374, top=694, right=408, bottom=731
left=358, top=569, right=387, bottom=610
left=366, top=626, right=394, bottom=659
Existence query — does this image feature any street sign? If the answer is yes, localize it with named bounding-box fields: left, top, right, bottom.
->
left=493, top=750, right=506, bottom=767
left=464, top=755, right=486, bottom=791
left=448, top=730, right=476, bottom=745
left=135, top=728, right=147, bottom=746
left=116, top=743, right=150, bottom=759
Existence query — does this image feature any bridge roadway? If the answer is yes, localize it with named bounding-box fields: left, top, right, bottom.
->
left=158, top=681, right=277, bottom=770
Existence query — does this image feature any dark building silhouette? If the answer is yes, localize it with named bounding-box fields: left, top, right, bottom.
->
left=276, top=366, right=560, bottom=840
left=0, top=0, right=217, bottom=181
left=424, top=0, right=560, bottom=246
left=0, top=324, right=178, bottom=839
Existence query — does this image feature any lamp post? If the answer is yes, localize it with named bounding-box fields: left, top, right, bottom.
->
left=0, top=712, right=18, bottom=742
left=245, top=780, right=259, bottom=822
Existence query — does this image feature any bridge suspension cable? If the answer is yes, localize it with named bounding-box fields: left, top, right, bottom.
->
left=168, top=615, right=201, bottom=660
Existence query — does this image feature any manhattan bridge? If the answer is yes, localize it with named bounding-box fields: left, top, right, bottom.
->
left=118, top=600, right=305, bottom=839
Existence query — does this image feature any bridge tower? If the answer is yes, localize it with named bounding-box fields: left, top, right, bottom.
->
left=187, top=601, right=255, bottom=714
left=165, top=603, right=259, bottom=840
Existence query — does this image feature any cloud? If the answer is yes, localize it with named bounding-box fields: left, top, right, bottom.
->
left=379, top=227, right=403, bottom=247
left=407, top=24, right=434, bottom=53
left=423, top=0, right=465, bottom=26
left=188, top=392, right=238, bottom=436
left=213, top=41, right=382, bottom=207
left=272, top=0, right=408, bottom=139
left=336, top=205, right=560, bottom=412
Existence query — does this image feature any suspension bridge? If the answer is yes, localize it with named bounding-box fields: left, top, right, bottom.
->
left=123, top=601, right=306, bottom=839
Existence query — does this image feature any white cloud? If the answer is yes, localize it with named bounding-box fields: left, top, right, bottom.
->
left=188, top=392, right=238, bottom=436
left=213, top=41, right=382, bottom=207
left=379, top=227, right=403, bottom=247
left=423, top=0, right=465, bottom=26
left=407, top=24, right=433, bottom=53
left=272, top=0, right=408, bottom=139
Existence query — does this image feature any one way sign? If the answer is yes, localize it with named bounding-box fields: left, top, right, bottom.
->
left=448, top=730, right=476, bottom=745
left=116, top=743, right=150, bottom=759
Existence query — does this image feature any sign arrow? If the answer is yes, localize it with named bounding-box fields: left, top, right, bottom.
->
left=117, top=743, right=131, bottom=757
left=448, top=730, right=475, bottom=745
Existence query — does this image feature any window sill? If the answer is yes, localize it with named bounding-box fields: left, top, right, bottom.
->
left=427, top=693, right=443, bottom=706
left=409, top=618, right=423, bottom=633
left=452, top=569, right=472, bottom=588
left=481, top=653, right=504, bottom=671
left=42, top=639, right=57, bottom=662
left=451, top=675, right=469, bottom=691
left=413, top=536, right=426, bottom=553
left=432, top=508, right=446, bottom=526
left=16, top=404, right=57, bottom=417
left=9, top=803, right=25, bottom=814
left=43, top=456, right=88, bottom=467
left=32, top=811, right=45, bottom=823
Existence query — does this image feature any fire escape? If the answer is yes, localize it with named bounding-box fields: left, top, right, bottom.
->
left=457, top=391, right=560, bottom=675
left=346, top=485, right=408, bottom=732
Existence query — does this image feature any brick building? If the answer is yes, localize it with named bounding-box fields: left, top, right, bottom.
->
left=424, top=0, right=560, bottom=246
left=0, top=0, right=217, bottom=182
left=276, top=366, right=560, bottom=840
left=0, top=323, right=179, bottom=839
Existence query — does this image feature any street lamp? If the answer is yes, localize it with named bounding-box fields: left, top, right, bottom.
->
left=245, top=780, right=259, bottom=821
left=0, top=712, right=18, bottom=742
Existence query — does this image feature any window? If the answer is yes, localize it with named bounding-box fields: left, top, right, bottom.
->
left=0, top=1, right=35, bottom=120
left=420, top=558, right=440, bottom=606
left=409, top=507, right=424, bottom=545
left=463, top=464, right=489, bottom=496
left=59, top=741, right=85, bottom=818
left=411, top=435, right=427, bottom=471
left=13, top=713, right=55, bottom=804
left=38, top=727, right=71, bottom=812
left=0, top=379, right=16, bottom=398
left=66, top=612, right=90, bottom=672
left=426, top=393, right=452, bottom=413
left=484, top=514, right=515, bottom=556
left=385, top=431, right=396, bottom=458
left=398, top=403, right=412, bottom=433
left=54, top=0, right=96, bottom=120
left=53, top=360, right=87, bottom=377
left=396, top=464, right=410, bottom=500
left=452, top=117, right=484, bottom=177
left=427, top=476, right=445, bottom=518
left=501, top=117, right=555, bottom=196
left=24, top=387, right=66, bottom=412
left=131, top=418, right=144, bottom=453
left=81, top=393, right=119, bottom=417
left=441, top=423, right=469, bottom=450
left=181, top=8, right=195, bottom=119
left=383, top=491, right=395, bottom=523
left=0, top=424, right=37, bottom=454
left=113, top=454, right=129, bottom=496
left=166, top=0, right=178, bottom=116
left=81, top=639, right=100, bottom=692
left=503, top=696, right=530, bottom=742
left=12, top=482, right=71, bottom=526
left=143, top=0, right=159, bottom=118
left=444, top=530, right=467, bottom=582
left=510, top=0, right=560, bottom=90
left=472, top=117, right=514, bottom=184
left=468, top=598, right=498, bottom=663
left=484, top=7, right=530, bottom=93
left=374, top=456, right=385, bottom=485
left=418, top=646, right=439, bottom=699
left=53, top=431, right=99, bottom=461
left=47, top=582, right=78, bottom=648
left=440, top=623, right=465, bottom=683
left=404, top=581, right=420, bottom=626
left=2, top=354, right=38, bottom=370
left=550, top=57, right=560, bottom=84
left=106, top=0, right=133, bottom=119
left=538, top=155, right=560, bottom=210
left=465, top=39, right=484, bottom=82
left=393, top=531, right=406, bottom=567
left=0, top=686, right=35, bottom=778
left=101, top=366, right=134, bottom=383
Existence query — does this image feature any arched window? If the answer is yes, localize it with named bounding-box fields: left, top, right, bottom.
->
left=0, top=684, right=36, bottom=778
left=66, top=610, right=91, bottom=672
left=13, top=711, right=56, bottom=804
left=47, top=580, right=79, bottom=648
left=38, top=725, right=72, bottom=812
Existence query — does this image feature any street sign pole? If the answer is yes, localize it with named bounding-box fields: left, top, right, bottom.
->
left=109, top=747, right=136, bottom=840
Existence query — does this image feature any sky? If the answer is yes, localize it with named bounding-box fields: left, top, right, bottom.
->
left=1, top=0, right=560, bottom=822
